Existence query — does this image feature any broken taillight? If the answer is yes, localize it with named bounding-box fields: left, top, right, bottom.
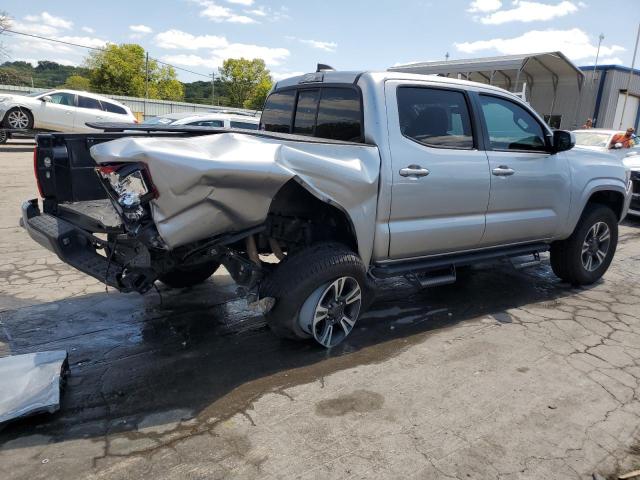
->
left=96, top=163, right=157, bottom=222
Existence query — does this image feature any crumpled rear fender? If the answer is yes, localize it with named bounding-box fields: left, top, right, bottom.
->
left=90, top=133, right=381, bottom=264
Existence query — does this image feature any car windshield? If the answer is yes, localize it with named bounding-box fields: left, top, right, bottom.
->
left=573, top=132, right=612, bottom=148
left=142, top=117, right=175, bottom=125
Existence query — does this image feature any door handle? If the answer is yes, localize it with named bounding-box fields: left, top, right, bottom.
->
left=399, top=165, right=430, bottom=178
left=492, top=165, right=515, bottom=177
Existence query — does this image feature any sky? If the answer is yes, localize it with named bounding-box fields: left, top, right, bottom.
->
left=0, top=0, right=638, bottom=82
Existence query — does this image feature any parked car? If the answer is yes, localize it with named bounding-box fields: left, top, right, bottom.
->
left=22, top=70, right=632, bottom=348
left=573, top=129, right=639, bottom=216
left=0, top=89, right=137, bottom=132
left=143, top=112, right=259, bottom=130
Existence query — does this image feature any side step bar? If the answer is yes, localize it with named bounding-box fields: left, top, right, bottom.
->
left=371, top=243, right=549, bottom=279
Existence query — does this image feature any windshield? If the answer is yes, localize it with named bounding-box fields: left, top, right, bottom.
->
left=142, top=116, right=175, bottom=125
left=573, top=132, right=612, bottom=148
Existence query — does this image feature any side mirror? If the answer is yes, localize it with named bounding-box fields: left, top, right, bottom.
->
left=41, top=95, right=52, bottom=103
left=551, top=130, right=575, bottom=153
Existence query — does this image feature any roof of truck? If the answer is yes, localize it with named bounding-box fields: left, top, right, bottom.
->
left=273, top=70, right=518, bottom=98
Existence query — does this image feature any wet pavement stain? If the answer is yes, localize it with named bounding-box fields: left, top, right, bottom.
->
left=315, top=390, right=384, bottom=417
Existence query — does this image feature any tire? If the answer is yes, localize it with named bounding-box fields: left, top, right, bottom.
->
left=550, top=204, right=618, bottom=285
left=158, top=261, right=220, bottom=288
left=259, top=242, right=371, bottom=348
left=0, top=130, right=7, bottom=144
left=4, top=108, right=33, bottom=130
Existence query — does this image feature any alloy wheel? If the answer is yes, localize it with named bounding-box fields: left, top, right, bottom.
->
left=6, top=110, right=30, bottom=129
left=298, top=276, right=362, bottom=348
left=581, top=221, right=611, bottom=272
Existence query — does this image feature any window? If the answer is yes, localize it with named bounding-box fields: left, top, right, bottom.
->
left=260, top=90, right=296, bottom=133
left=316, top=88, right=363, bottom=141
left=261, top=87, right=364, bottom=141
left=397, top=87, right=474, bottom=149
left=479, top=95, right=546, bottom=151
left=293, top=89, right=319, bottom=136
left=101, top=101, right=127, bottom=115
left=230, top=121, right=258, bottom=130
left=78, top=96, right=102, bottom=110
left=187, top=120, right=224, bottom=127
left=48, top=92, right=75, bottom=106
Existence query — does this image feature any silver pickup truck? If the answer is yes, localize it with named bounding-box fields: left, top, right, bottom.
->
left=22, top=69, right=633, bottom=348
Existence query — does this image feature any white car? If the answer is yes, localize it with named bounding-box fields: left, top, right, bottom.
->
left=0, top=89, right=137, bottom=133
left=143, top=111, right=259, bottom=130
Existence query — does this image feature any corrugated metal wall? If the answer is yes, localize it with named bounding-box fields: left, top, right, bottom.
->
left=0, top=84, right=259, bottom=119
left=597, top=69, right=640, bottom=129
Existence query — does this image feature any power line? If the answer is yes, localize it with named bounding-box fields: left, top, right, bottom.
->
left=2, top=28, right=213, bottom=79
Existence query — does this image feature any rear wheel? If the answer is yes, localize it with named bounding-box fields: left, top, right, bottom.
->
left=0, top=130, right=7, bottom=144
left=259, top=243, right=371, bottom=348
left=550, top=204, right=618, bottom=285
left=158, top=261, right=220, bottom=288
left=4, top=108, right=33, bottom=130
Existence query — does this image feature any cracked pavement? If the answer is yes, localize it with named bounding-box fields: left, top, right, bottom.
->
left=1, top=141, right=639, bottom=479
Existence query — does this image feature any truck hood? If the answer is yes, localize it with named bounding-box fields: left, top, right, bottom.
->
left=89, top=132, right=381, bottom=263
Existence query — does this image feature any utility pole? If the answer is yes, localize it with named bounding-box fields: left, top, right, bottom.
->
left=592, top=33, right=604, bottom=88
left=144, top=52, right=149, bottom=119
left=211, top=72, right=215, bottom=106
left=445, top=52, right=450, bottom=62
left=619, top=22, right=640, bottom=129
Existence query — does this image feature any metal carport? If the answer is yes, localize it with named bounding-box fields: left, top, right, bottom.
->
left=389, top=52, right=585, bottom=129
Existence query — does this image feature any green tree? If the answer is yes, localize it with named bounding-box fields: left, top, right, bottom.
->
left=218, top=58, right=272, bottom=108
left=62, top=74, right=91, bottom=91
left=86, top=44, right=184, bottom=100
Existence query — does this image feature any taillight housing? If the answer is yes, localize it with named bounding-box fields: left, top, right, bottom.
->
left=33, top=147, right=44, bottom=198
left=96, top=163, right=157, bottom=222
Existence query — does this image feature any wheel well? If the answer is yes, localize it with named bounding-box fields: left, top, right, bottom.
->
left=587, top=190, right=625, bottom=220
left=4, top=106, right=33, bottom=125
left=266, top=180, right=358, bottom=252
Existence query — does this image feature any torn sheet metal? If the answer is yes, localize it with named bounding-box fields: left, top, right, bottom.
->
left=90, top=132, right=381, bottom=264
left=0, top=351, right=68, bottom=424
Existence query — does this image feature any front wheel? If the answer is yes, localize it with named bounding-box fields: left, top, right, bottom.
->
left=550, top=204, right=618, bottom=285
left=4, top=108, right=33, bottom=130
left=259, top=243, right=371, bottom=348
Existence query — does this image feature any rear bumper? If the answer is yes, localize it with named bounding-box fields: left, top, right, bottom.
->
left=20, top=199, right=123, bottom=289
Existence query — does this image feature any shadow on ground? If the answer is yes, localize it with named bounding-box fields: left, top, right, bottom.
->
left=0, top=258, right=591, bottom=447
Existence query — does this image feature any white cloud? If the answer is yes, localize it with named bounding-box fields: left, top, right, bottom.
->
left=299, top=39, right=338, bottom=52
left=225, top=0, right=254, bottom=4
left=155, top=29, right=227, bottom=50
left=596, top=57, right=623, bottom=65
left=245, top=7, right=267, bottom=16
left=129, top=24, right=153, bottom=34
left=193, top=0, right=258, bottom=23
left=467, top=0, right=502, bottom=12
left=10, top=21, right=60, bottom=37
left=478, top=1, right=579, bottom=25
left=23, top=12, right=73, bottom=29
left=81, top=26, right=94, bottom=34
left=156, top=29, right=290, bottom=68
left=454, top=28, right=625, bottom=61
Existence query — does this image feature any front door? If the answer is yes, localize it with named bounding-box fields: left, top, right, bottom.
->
left=385, top=81, right=491, bottom=260
left=477, top=93, right=571, bottom=246
left=37, top=92, right=76, bottom=131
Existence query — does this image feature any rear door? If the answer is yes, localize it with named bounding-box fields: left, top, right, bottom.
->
left=385, top=81, right=491, bottom=259
left=74, top=95, right=106, bottom=132
left=477, top=93, right=571, bottom=246
left=37, top=92, right=76, bottom=131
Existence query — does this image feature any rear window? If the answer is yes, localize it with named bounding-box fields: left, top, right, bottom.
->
left=188, top=120, right=224, bottom=127
left=260, top=90, right=296, bottom=133
left=230, top=121, right=258, bottom=130
left=102, top=101, right=127, bottom=115
left=261, top=87, right=363, bottom=142
left=78, top=95, right=102, bottom=110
